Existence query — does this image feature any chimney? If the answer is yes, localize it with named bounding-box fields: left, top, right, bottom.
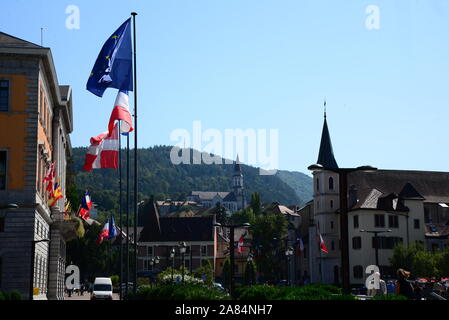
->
left=349, top=185, right=358, bottom=209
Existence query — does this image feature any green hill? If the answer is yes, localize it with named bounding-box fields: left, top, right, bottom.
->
left=70, top=146, right=312, bottom=212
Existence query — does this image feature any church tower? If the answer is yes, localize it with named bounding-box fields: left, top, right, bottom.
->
left=310, top=104, right=342, bottom=284
left=232, top=155, right=245, bottom=210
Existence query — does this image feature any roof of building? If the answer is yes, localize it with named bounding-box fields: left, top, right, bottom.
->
left=348, top=170, right=449, bottom=211
left=317, top=115, right=339, bottom=169
left=223, top=192, right=237, bottom=202
left=0, top=32, right=42, bottom=48
left=139, top=216, right=215, bottom=242
left=190, top=191, right=231, bottom=201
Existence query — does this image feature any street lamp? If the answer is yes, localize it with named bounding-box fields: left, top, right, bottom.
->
left=360, top=229, right=392, bottom=268
left=285, top=246, right=294, bottom=286
left=308, top=163, right=377, bottom=294
left=0, top=203, right=19, bottom=210
left=149, top=256, right=160, bottom=271
left=170, top=248, right=175, bottom=283
left=29, top=239, right=50, bottom=300
left=179, top=242, right=187, bottom=283
left=213, top=222, right=250, bottom=299
left=246, top=253, right=254, bottom=286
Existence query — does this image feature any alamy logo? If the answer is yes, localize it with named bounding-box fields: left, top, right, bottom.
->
left=65, top=5, right=80, bottom=30
left=65, top=265, right=80, bottom=290
left=365, top=5, right=380, bottom=30
left=169, top=120, right=279, bottom=175
left=365, top=265, right=380, bottom=290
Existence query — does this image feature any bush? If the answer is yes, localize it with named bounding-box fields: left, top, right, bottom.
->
left=0, top=291, right=22, bottom=300
left=371, top=294, right=408, bottom=300
left=236, top=284, right=350, bottom=300
left=127, top=284, right=230, bottom=300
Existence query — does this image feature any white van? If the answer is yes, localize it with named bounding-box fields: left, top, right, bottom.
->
left=91, top=277, right=113, bottom=300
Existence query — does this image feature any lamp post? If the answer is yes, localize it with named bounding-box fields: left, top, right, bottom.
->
left=170, top=248, right=175, bottom=283
left=179, top=242, right=187, bottom=283
left=29, top=239, right=50, bottom=300
left=285, top=246, right=294, bottom=286
left=0, top=203, right=19, bottom=210
left=360, top=229, right=392, bottom=268
left=246, top=253, right=254, bottom=286
left=213, top=222, right=250, bottom=299
left=308, top=164, right=377, bottom=294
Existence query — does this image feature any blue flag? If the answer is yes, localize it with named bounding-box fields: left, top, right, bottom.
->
left=87, top=18, right=133, bottom=97
left=108, top=215, right=118, bottom=239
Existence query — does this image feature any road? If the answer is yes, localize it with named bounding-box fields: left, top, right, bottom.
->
left=64, top=292, right=120, bottom=300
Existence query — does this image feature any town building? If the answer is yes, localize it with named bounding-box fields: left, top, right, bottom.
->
left=137, top=201, right=217, bottom=276
left=300, top=111, right=449, bottom=287
left=0, top=32, right=76, bottom=299
left=187, top=157, right=246, bottom=212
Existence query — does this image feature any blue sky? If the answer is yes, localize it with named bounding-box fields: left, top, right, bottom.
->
left=1, top=0, right=449, bottom=174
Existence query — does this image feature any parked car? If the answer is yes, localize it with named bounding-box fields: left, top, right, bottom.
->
left=91, top=277, right=113, bottom=300
left=212, top=282, right=225, bottom=291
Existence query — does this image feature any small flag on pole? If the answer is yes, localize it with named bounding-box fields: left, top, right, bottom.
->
left=96, top=220, right=110, bottom=244
left=108, top=90, right=133, bottom=135
left=319, top=233, right=328, bottom=254
left=86, top=18, right=133, bottom=97
left=108, top=215, right=118, bottom=239
left=83, top=123, right=119, bottom=171
left=78, top=190, right=92, bottom=220
left=237, top=235, right=244, bottom=254
left=48, top=180, right=63, bottom=207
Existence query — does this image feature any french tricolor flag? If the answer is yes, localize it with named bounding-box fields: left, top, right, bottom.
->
left=108, top=90, right=133, bottom=136
left=83, top=123, right=119, bottom=171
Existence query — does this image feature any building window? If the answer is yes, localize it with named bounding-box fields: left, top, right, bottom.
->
left=201, top=245, right=207, bottom=256
left=353, top=265, right=364, bottom=279
left=388, top=215, right=399, bottom=228
left=330, top=200, right=333, bottom=209
left=353, top=215, right=359, bottom=229
left=147, top=246, right=153, bottom=256
left=0, top=80, right=9, bottom=112
left=329, top=177, right=334, bottom=190
left=331, top=241, right=335, bottom=251
left=352, top=236, right=362, bottom=250
left=414, top=219, right=420, bottom=229
left=424, top=208, right=431, bottom=223
left=372, top=237, right=402, bottom=249
left=0, top=217, right=4, bottom=232
left=0, top=151, right=6, bottom=190
left=0, top=257, right=2, bottom=288
left=374, top=214, right=385, bottom=228
left=330, top=221, right=334, bottom=229
left=316, top=178, right=320, bottom=191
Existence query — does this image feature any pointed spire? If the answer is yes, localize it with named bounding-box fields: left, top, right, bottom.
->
left=317, top=109, right=338, bottom=169
left=234, top=154, right=242, bottom=173
left=324, top=99, right=327, bottom=118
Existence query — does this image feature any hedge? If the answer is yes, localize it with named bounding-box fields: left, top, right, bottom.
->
left=0, top=291, right=22, bottom=300
left=126, top=284, right=230, bottom=300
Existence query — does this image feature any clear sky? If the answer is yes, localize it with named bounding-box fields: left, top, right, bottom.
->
left=1, top=0, right=449, bottom=174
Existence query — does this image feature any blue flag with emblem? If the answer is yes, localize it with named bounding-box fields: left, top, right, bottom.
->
left=87, top=18, right=133, bottom=97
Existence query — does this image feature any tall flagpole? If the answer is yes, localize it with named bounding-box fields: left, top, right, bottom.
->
left=125, top=134, right=130, bottom=298
left=131, top=11, right=138, bottom=295
left=118, top=121, right=123, bottom=300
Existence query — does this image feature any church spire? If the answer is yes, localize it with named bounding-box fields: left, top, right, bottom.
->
left=317, top=104, right=338, bottom=169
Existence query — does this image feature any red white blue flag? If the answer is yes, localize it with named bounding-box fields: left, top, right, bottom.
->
left=108, top=90, right=133, bottom=136
left=96, top=221, right=110, bottom=244
left=78, top=190, right=92, bottom=220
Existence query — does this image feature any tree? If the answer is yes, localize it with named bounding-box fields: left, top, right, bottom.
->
left=390, top=242, right=440, bottom=278
left=222, top=258, right=231, bottom=290
left=230, top=208, right=255, bottom=225
left=249, top=212, right=288, bottom=282
left=250, top=192, right=262, bottom=216
left=243, top=259, right=257, bottom=286
left=194, top=259, right=214, bottom=285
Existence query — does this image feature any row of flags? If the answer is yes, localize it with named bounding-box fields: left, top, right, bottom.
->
left=83, top=18, right=134, bottom=172
left=81, top=18, right=135, bottom=244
